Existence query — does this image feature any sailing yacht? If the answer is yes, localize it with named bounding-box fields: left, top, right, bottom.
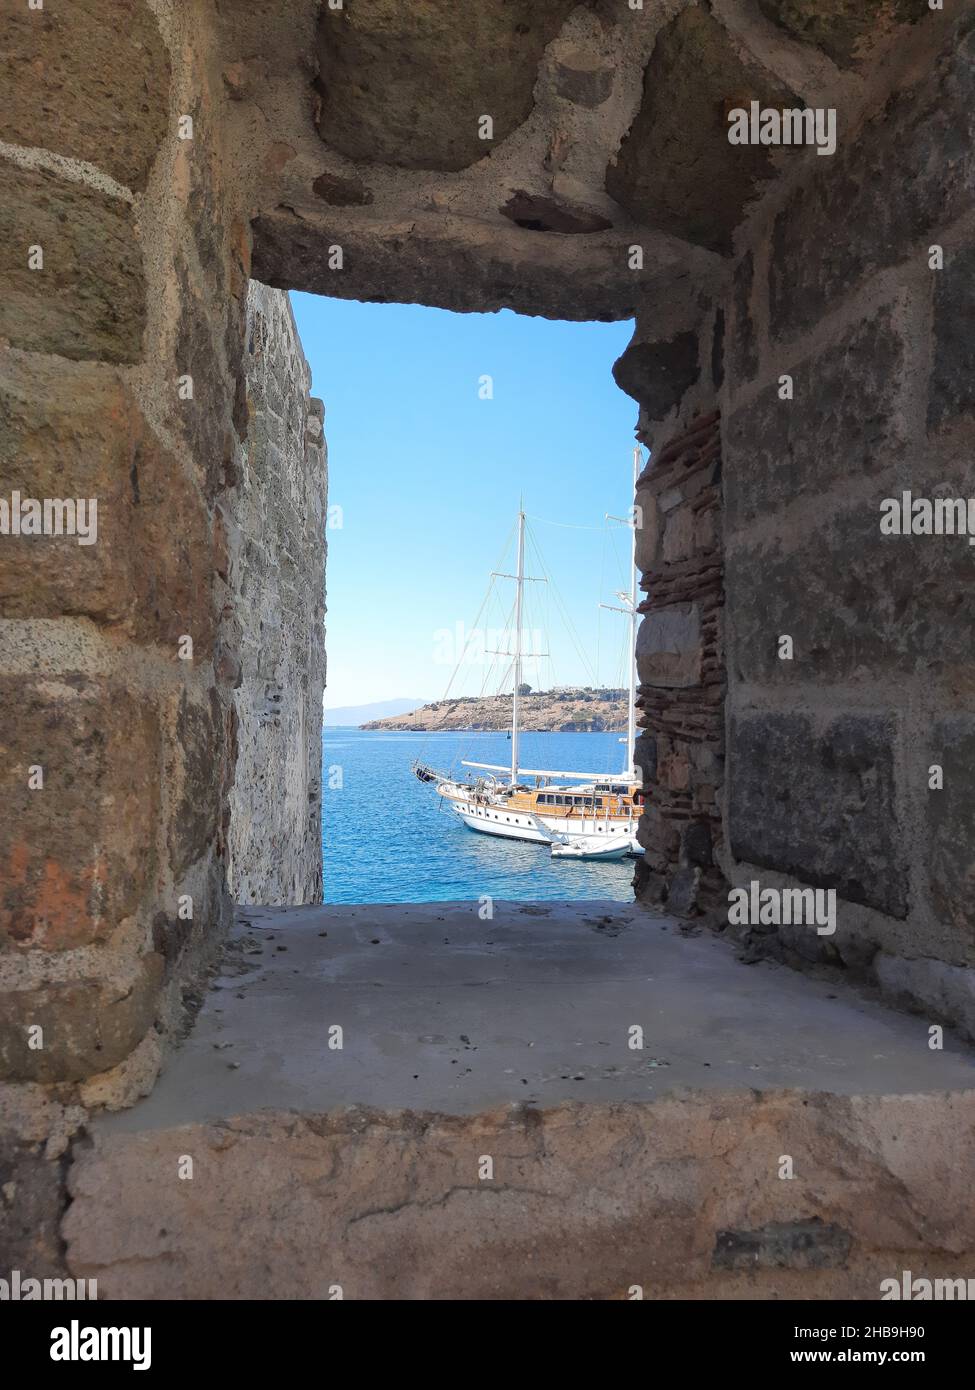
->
left=413, top=452, right=645, bottom=859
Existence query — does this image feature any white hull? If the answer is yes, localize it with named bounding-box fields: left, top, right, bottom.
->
left=442, top=787, right=640, bottom=853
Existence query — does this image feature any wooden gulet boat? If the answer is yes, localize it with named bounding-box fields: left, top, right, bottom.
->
left=412, top=453, right=646, bottom=859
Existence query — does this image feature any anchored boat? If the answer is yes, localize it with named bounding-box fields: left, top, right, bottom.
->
left=412, top=452, right=646, bottom=858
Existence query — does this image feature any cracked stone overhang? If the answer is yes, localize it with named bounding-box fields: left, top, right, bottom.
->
left=212, top=0, right=944, bottom=324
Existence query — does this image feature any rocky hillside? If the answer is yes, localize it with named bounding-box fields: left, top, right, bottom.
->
left=361, top=687, right=627, bottom=732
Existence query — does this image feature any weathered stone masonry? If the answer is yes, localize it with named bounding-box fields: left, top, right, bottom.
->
left=720, top=12, right=975, bottom=1033
left=631, top=412, right=726, bottom=921
left=227, top=283, right=326, bottom=908
left=0, top=0, right=326, bottom=1269
left=1, top=0, right=974, bottom=1282
left=613, top=4, right=975, bottom=1043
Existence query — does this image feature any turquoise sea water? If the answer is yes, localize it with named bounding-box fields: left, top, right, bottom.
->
left=321, top=728, right=638, bottom=904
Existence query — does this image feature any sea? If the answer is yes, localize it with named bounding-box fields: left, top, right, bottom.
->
left=321, top=728, right=638, bottom=904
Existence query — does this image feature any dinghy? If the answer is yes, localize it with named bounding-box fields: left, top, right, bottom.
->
left=549, top=832, right=632, bottom=861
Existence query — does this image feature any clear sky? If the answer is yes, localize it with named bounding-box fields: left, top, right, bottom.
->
left=290, top=293, right=642, bottom=710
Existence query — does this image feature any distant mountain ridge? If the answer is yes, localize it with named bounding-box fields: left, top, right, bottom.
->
left=325, top=697, right=426, bottom=726
left=361, top=687, right=627, bottom=732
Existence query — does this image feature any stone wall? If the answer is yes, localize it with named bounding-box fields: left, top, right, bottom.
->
left=613, top=7, right=975, bottom=1042
left=0, top=1, right=325, bottom=1269
left=614, top=279, right=727, bottom=922
left=631, top=412, right=726, bottom=919
left=227, top=283, right=326, bottom=907
left=716, top=11, right=975, bottom=1034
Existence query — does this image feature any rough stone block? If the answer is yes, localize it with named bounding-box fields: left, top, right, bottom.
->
left=314, top=0, right=578, bottom=171
left=927, top=718, right=975, bottom=957
left=713, top=1218, right=851, bottom=1271
left=554, top=51, right=614, bottom=109
left=633, top=487, right=661, bottom=572
left=167, top=689, right=223, bottom=881
left=662, top=503, right=696, bottom=564
left=0, top=957, right=164, bottom=1083
left=928, top=242, right=975, bottom=434
left=729, top=711, right=907, bottom=917
left=0, top=356, right=214, bottom=647
left=730, top=250, right=758, bottom=384
left=637, top=604, right=702, bottom=688
left=0, top=163, right=145, bottom=362
left=757, top=0, right=929, bottom=69
left=724, top=304, right=907, bottom=532
left=769, top=18, right=975, bottom=337
left=175, top=255, right=238, bottom=499
left=613, top=333, right=700, bottom=420
left=606, top=7, right=795, bottom=254
left=1, top=0, right=170, bottom=191
left=0, top=678, right=159, bottom=951
left=726, top=505, right=975, bottom=686
left=0, top=1132, right=70, bottom=1276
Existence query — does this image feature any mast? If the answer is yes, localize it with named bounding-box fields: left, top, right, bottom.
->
left=510, top=507, right=525, bottom=786
left=625, top=446, right=640, bottom=781
left=602, top=448, right=642, bottom=782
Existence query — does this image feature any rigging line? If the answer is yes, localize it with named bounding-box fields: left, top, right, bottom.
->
left=525, top=522, right=592, bottom=684
left=453, top=574, right=520, bottom=776
left=525, top=513, right=607, bottom=532
left=607, top=519, right=627, bottom=591
left=525, top=522, right=597, bottom=686
left=415, top=521, right=516, bottom=770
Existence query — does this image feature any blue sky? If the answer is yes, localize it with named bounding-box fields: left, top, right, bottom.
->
left=291, top=293, right=642, bottom=709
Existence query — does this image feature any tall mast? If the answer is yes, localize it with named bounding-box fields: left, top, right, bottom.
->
left=625, top=447, right=640, bottom=781
left=510, top=507, right=525, bottom=786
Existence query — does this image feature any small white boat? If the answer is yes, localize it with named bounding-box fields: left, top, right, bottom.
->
left=550, top=833, right=632, bottom=862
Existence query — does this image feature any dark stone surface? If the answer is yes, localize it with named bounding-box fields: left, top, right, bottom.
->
left=711, top=307, right=725, bottom=390
left=312, top=172, right=374, bottom=206
left=666, top=866, right=701, bottom=917
left=731, top=250, right=758, bottom=383
left=1, top=0, right=170, bottom=190
left=175, top=255, right=236, bottom=501
left=0, top=1134, right=71, bottom=1277
left=927, top=718, right=975, bottom=955
left=314, top=0, right=578, bottom=171
left=0, top=163, right=145, bottom=362
left=554, top=53, right=614, bottom=108
left=500, top=192, right=613, bottom=234
left=724, top=304, right=906, bottom=532
left=168, top=689, right=222, bottom=881
left=769, top=18, right=975, bottom=338
left=726, top=505, right=975, bottom=685
left=613, top=333, right=700, bottom=419
left=729, top=711, right=907, bottom=917
left=713, top=1218, right=852, bottom=1270
left=682, top=821, right=714, bottom=869
left=757, top=0, right=929, bottom=69
left=928, top=242, right=975, bottom=433
left=606, top=7, right=795, bottom=254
